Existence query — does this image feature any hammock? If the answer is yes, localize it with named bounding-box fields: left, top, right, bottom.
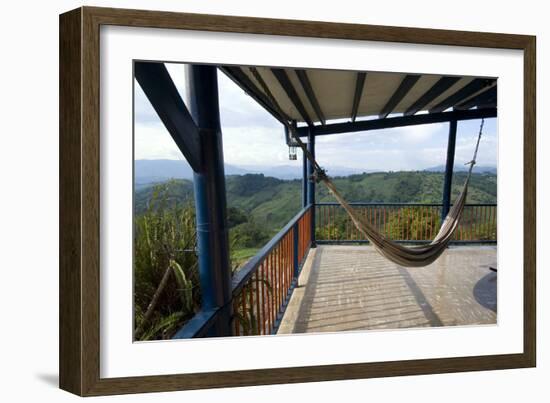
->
left=249, top=67, right=485, bottom=267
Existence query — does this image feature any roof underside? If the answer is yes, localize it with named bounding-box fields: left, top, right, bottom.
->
left=221, top=66, right=497, bottom=127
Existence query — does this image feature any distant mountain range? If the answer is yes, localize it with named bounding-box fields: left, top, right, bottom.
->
left=134, top=159, right=374, bottom=186
left=134, top=159, right=497, bottom=187
left=424, top=164, right=497, bottom=174
left=134, top=159, right=248, bottom=186
left=135, top=171, right=497, bottom=234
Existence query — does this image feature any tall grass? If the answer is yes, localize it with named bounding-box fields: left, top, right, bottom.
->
left=133, top=181, right=264, bottom=340
left=134, top=182, right=200, bottom=341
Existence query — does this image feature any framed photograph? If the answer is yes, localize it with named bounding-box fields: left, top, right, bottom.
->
left=59, top=6, right=536, bottom=396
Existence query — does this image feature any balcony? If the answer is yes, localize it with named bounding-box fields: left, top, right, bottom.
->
left=134, top=63, right=499, bottom=340
left=278, top=244, right=496, bottom=334
left=176, top=202, right=496, bottom=338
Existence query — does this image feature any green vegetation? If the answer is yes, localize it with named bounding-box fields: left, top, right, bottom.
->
left=386, top=207, right=441, bottom=240
left=134, top=171, right=497, bottom=339
left=134, top=183, right=199, bottom=341
left=315, top=206, right=444, bottom=241
left=316, top=171, right=496, bottom=205
left=136, top=171, right=496, bottom=237
left=230, top=247, right=260, bottom=264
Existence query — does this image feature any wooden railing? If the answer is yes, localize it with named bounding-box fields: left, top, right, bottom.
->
left=316, top=202, right=497, bottom=243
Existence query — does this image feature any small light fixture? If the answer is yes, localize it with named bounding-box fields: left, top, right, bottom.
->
left=288, top=144, right=297, bottom=160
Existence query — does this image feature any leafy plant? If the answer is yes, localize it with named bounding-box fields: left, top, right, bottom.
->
left=386, top=207, right=441, bottom=240
left=233, top=274, right=273, bottom=336
left=134, top=182, right=200, bottom=341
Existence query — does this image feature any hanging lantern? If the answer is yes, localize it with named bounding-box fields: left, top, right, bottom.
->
left=288, top=144, right=297, bottom=160
left=285, top=124, right=299, bottom=160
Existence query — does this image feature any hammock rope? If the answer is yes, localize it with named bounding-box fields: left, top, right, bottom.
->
left=249, top=67, right=484, bottom=267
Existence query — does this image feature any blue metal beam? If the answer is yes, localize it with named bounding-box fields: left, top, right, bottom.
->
left=296, top=69, right=326, bottom=125
left=441, top=119, right=458, bottom=221
left=430, top=78, right=495, bottom=113
left=272, top=68, right=314, bottom=127
left=351, top=72, right=367, bottom=122
left=187, top=65, right=233, bottom=337
left=134, top=62, right=202, bottom=172
left=457, top=86, right=497, bottom=110
left=404, top=76, right=461, bottom=116
left=220, top=66, right=288, bottom=124
left=172, top=308, right=219, bottom=339
left=307, top=130, right=316, bottom=246
left=295, top=107, right=497, bottom=137
left=379, top=74, right=421, bottom=119
left=302, top=148, right=308, bottom=208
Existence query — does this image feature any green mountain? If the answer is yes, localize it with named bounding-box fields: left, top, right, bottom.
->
left=135, top=171, right=496, bottom=237
left=133, top=171, right=497, bottom=339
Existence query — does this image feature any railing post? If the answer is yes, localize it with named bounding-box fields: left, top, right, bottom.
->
left=293, top=222, right=300, bottom=278
left=307, top=130, right=316, bottom=247
left=188, top=65, right=233, bottom=337
left=441, top=119, right=457, bottom=222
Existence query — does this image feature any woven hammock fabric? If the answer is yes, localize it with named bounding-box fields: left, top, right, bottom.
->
left=321, top=175, right=470, bottom=267
left=248, top=66, right=483, bottom=268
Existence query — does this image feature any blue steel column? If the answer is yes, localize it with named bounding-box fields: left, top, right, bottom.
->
left=290, top=120, right=307, bottom=208
left=302, top=148, right=308, bottom=208
left=441, top=119, right=458, bottom=222
left=187, top=65, right=233, bottom=337
left=307, top=129, right=316, bottom=247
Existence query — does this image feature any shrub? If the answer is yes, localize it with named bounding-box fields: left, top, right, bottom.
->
left=386, top=207, right=441, bottom=240
left=134, top=183, right=200, bottom=341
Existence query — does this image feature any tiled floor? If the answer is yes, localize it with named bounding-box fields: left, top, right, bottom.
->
left=277, top=245, right=497, bottom=334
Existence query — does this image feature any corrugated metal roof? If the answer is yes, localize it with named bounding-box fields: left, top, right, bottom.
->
left=222, top=66, right=496, bottom=126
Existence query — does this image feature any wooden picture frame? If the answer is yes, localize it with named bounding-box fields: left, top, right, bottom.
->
left=59, top=6, right=536, bottom=396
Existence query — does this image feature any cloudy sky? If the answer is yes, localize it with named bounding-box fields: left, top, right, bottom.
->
left=134, top=63, right=497, bottom=172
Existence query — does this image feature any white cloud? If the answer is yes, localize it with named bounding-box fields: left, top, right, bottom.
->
left=134, top=123, right=184, bottom=160
left=393, top=124, right=439, bottom=144
left=134, top=63, right=498, bottom=172
left=223, top=126, right=290, bottom=166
